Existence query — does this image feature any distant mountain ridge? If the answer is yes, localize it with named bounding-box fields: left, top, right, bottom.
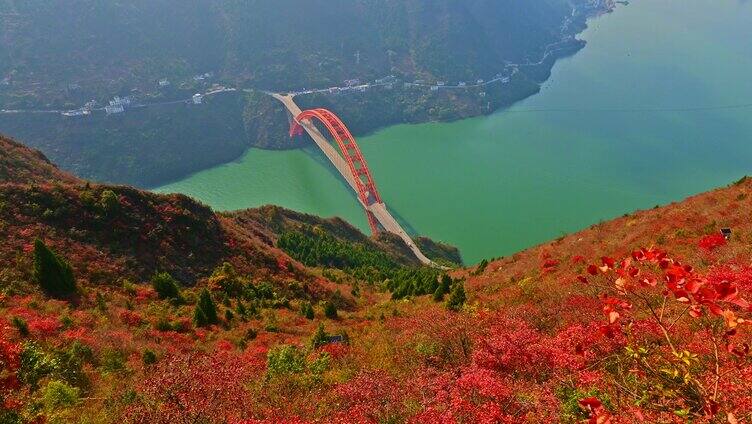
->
left=1, top=0, right=589, bottom=98
left=0, top=0, right=608, bottom=187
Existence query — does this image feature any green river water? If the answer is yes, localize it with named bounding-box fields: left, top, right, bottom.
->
left=156, top=0, right=752, bottom=264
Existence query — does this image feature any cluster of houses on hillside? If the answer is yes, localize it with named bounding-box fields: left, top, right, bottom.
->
left=105, top=96, right=132, bottom=115
left=193, top=72, right=214, bottom=82
left=61, top=95, right=134, bottom=117
left=61, top=100, right=98, bottom=117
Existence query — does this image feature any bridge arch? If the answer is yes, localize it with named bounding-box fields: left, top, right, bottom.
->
left=291, top=108, right=382, bottom=234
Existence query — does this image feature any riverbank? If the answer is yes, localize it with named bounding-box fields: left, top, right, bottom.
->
left=157, top=0, right=752, bottom=264
left=0, top=1, right=613, bottom=188
left=244, top=1, right=608, bottom=152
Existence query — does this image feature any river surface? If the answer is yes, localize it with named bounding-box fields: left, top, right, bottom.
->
left=156, top=0, right=752, bottom=264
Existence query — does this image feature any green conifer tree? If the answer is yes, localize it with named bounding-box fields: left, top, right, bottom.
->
left=193, top=307, right=208, bottom=327
left=323, top=301, right=338, bottom=320
left=194, top=289, right=219, bottom=327
left=300, top=301, right=315, bottom=320
left=310, top=323, right=328, bottom=349
left=151, top=272, right=181, bottom=301
left=446, top=281, right=467, bottom=312
left=33, top=239, right=77, bottom=298
left=236, top=300, right=247, bottom=318
left=433, top=274, right=452, bottom=302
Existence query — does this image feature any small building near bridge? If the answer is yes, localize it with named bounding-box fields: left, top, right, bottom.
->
left=105, top=104, right=125, bottom=115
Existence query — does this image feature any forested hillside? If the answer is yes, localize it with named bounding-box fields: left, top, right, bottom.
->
left=1, top=0, right=585, bottom=101
left=0, top=0, right=607, bottom=187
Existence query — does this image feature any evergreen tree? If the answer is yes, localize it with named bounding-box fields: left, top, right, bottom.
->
left=33, top=239, right=77, bottom=298
left=235, top=300, right=247, bottom=319
left=11, top=317, right=29, bottom=337
left=300, top=301, right=315, bottom=320
left=193, top=307, right=208, bottom=328
left=95, top=292, right=107, bottom=312
left=446, top=281, right=466, bottom=312
left=142, top=349, right=157, bottom=366
left=151, top=272, right=181, bottom=301
left=194, top=289, right=219, bottom=327
left=310, top=323, right=328, bottom=349
left=433, top=274, right=452, bottom=302
left=323, top=301, right=338, bottom=320
left=473, top=259, right=489, bottom=276
left=247, top=301, right=259, bottom=318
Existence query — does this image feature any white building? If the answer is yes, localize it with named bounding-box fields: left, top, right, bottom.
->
left=477, top=79, right=485, bottom=85
left=458, top=82, right=467, bottom=87
left=109, top=96, right=131, bottom=107
left=105, top=104, right=125, bottom=115
left=62, top=108, right=91, bottom=117
left=192, top=93, right=204, bottom=104
left=375, top=75, right=396, bottom=84
left=158, top=79, right=170, bottom=87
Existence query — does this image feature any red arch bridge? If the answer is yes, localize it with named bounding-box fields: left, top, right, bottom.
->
left=274, top=93, right=435, bottom=266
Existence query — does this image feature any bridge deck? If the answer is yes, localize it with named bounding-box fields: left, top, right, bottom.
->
left=272, top=94, right=435, bottom=266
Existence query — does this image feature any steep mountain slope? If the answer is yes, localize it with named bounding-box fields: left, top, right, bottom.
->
left=0, top=134, right=454, bottom=289
left=2, top=135, right=749, bottom=422
left=0, top=136, right=282, bottom=288
left=0, top=0, right=588, bottom=97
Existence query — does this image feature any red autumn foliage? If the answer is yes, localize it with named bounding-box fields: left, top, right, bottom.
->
left=698, top=233, right=727, bottom=251
left=27, top=317, right=61, bottom=338
left=2, top=136, right=752, bottom=422
left=333, top=370, right=408, bottom=423
left=124, top=352, right=252, bottom=424
left=0, top=328, right=21, bottom=412
left=320, top=342, right=349, bottom=360
left=118, top=309, right=143, bottom=327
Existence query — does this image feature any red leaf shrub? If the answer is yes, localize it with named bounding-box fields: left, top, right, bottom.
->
left=0, top=328, right=21, bottom=412
left=320, top=342, right=349, bottom=360
left=578, top=247, right=752, bottom=418
left=124, top=352, right=251, bottom=424
left=119, top=309, right=143, bottom=327
left=699, top=234, right=727, bottom=251
left=27, top=316, right=61, bottom=338
left=333, top=370, right=408, bottom=423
